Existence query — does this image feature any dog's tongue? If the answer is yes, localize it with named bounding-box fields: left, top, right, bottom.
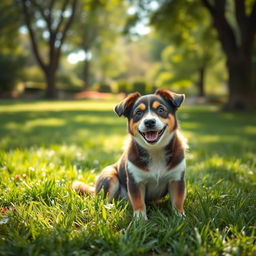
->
left=144, top=131, right=159, bottom=142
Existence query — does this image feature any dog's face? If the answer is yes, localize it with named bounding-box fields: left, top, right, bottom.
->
left=115, top=89, right=185, bottom=149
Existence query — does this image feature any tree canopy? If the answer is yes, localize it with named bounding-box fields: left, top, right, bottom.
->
left=0, top=0, right=255, bottom=109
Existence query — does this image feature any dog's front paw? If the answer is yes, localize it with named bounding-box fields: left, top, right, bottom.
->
left=133, top=210, right=148, bottom=221
left=174, top=210, right=186, bottom=218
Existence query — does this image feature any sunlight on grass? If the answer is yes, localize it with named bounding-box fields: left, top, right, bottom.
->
left=0, top=100, right=255, bottom=255
left=5, top=118, right=67, bottom=130
left=0, top=100, right=116, bottom=112
left=244, top=125, right=256, bottom=134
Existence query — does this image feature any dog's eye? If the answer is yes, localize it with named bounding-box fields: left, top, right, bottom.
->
left=157, top=106, right=165, bottom=113
left=135, top=110, right=143, bottom=116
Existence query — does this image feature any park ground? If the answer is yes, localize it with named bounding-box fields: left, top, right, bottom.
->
left=0, top=99, right=256, bottom=255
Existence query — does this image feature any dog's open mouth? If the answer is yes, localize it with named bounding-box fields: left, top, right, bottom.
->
left=139, top=126, right=166, bottom=144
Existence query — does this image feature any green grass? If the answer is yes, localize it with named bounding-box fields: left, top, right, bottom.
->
left=0, top=99, right=255, bottom=256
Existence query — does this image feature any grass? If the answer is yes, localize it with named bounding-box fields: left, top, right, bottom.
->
left=0, top=99, right=255, bottom=256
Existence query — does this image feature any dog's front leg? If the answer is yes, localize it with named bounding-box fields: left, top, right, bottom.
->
left=127, top=172, right=147, bottom=220
left=168, top=175, right=186, bottom=217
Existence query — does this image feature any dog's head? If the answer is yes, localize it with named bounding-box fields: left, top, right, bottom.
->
left=115, top=89, right=185, bottom=149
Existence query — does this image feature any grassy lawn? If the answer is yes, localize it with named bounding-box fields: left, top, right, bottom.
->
left=0, top=99, right=256, bottom=256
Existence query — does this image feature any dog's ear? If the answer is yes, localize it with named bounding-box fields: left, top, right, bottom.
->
left=155, top=89, right=185, bottom=108
left=115, top=92, right=141, bottom=117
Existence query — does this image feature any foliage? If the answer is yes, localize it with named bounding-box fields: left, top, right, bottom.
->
left=132, top=80, right=147, bottom=94
left=0, top=54, right=25, bottom=94
left=0, top=1, right=25, bottom=94
left=23, top=66, right=45, bottom=89
left=115, top=80, right=154, bottom=94
left=149, top=0, right=225, bottom=96
left=0, top=0, right=21, bottom=51
left=0, top=100, right=255, bottom=255
left=70, top=0, right=128, bottom=87
left=57, top=73, right=83, bottom=90
left=92, top=83, right=112, bottom=93
left=116, top=80, right=133, bottom=94
left=148, top=0, right=256, bottom=108
left=201, top=0, right=256, bottom=109
left=132, top=80, right=154, bottom=94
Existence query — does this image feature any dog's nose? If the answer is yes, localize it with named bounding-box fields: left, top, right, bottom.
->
left=144, top=118, right=156, bottom=128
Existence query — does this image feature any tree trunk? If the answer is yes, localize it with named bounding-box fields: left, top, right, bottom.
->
left=45, top=68, right=57, bottom=99
left=226, top=53, right=256, bottom=110
left=201, top=0, right=256, bottom=110
left=198, top=66, right=205, bottom=97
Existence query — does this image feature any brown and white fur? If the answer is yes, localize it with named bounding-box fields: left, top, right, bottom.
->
left=73, top=89, right=187, bottom=220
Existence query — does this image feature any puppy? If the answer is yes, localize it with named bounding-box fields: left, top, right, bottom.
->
left=73, top=89, right=187, bottom=220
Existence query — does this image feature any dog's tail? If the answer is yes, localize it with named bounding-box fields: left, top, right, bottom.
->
left=72, top=181, right=95, bottom=194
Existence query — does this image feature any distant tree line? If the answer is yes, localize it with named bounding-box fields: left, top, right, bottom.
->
left=0, top=0, right=255, bottom=110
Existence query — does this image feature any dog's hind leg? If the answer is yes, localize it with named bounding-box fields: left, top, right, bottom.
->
left=95, top=166, right=120, bottom=202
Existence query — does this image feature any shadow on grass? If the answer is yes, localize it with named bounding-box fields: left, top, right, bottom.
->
left=180, top=106, right=256, bottom=156
left=1, top=104, right=255, bottom=150
left=0, top=109, right=126, bottom=150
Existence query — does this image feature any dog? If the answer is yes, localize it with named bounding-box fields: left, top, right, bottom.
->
left=73, top=89, right=187, bottom=220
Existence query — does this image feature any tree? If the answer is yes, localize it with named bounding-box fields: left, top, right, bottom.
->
left=130, top=0, right=222, bottom=97
left=70, top=0, right=103, bottom=89
left=133, top=0, right=256, bottom=109
left=201, top=0, right=256, bottom=109
left=151, top=0, right=226, bottom=97
left=20, top=0, right=77, bottom=98
left=70, top=0, right=127, bottom=89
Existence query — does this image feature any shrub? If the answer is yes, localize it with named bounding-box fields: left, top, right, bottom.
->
left=0, top=53, right=24, bottom=94
left=57, top=73, right=83, bottom=90
left=92, top=83, right=112, bottom=93
left=132, top=80, right=154, bottom=95
left=116, top=80, right=132, bottom=94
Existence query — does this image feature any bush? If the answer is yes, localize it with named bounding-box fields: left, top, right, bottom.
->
left=132, top=80, right=154, bottom=95
left=0, top=53, right=24, bottom=94
left=57, top=73, right=83, bottom=90
left=23, top=66, right=44, bottom=84
left=116, top=80, right=132, bottom=94
left=132, top=81, right=147, bottom=94
left=115, top=80, right=156, bottom=95
left=92, top=83, right=112, bottom=93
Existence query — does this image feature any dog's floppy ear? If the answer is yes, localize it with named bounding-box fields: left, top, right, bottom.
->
left=155, top=89, right=185, bottom=108
left=115, top=92, right=141, bottom=117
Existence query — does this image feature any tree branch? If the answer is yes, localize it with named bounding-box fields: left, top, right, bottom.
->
left=51, top=0, right=77, bottom=70
left=21, top=0, right=46, bottom=71
left=54, top=0, right=69, bottom=34
left=31, top=0, right=52, bottom=33
left=58, top=0, right=77, bottom=49
left=48, top=0, right=55, bottom=28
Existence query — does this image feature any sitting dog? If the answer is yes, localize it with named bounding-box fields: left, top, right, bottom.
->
left=73, top=89, right=187, bottom=220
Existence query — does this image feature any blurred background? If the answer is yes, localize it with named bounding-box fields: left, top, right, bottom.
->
left=1, top=0, right=256, bottom=110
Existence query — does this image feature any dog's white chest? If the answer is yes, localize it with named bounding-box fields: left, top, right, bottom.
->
left=147, top=151, right=167, bottom=183
left=127, top=150, right=185, bottom=200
